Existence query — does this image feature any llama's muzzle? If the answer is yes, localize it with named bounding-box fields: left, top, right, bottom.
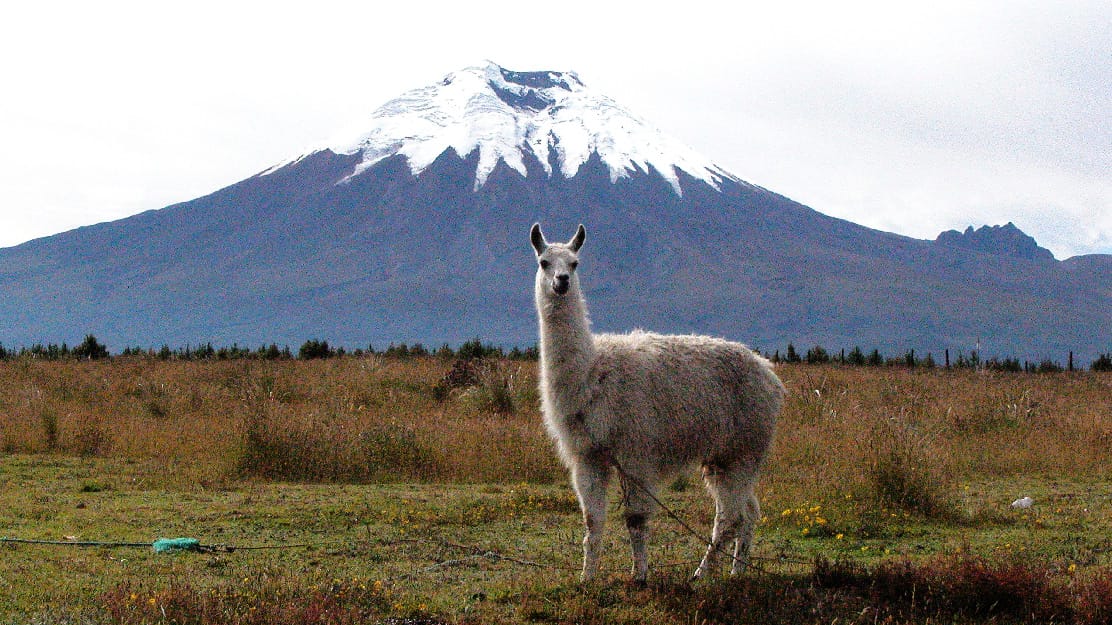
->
left=553, top=275, right=570, bottom=295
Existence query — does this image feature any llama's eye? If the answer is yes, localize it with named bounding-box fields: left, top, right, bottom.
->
left=570, top=261, right=578, bottom=271
left=540, top=260, right=549, bottom=269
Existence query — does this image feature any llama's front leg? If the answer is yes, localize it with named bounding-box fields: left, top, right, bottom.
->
left=572, top=460, right=610, bottom=581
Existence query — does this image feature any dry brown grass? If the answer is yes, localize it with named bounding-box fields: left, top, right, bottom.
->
left=0, top=356, right=1108, bottom=500
left=771, top=366, right=1110, bottom=493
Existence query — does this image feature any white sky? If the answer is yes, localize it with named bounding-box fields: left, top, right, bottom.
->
left=1, top=0, right=1108, bottom=258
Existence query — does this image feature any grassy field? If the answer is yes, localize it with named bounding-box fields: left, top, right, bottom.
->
left=0, top=356, right=1109, bottom=623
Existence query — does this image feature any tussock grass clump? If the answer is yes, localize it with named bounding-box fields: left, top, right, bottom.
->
left=867, top=417, right=957, bottom=519
left=460, top=360, right=528, bottom=415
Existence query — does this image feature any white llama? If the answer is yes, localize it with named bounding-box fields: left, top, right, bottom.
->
left=530, top=223, right=785, bottom=582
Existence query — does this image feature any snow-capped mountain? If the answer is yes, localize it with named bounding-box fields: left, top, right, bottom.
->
left=267, top=62, right=735, bottom=193
left=0, top=62, right=1107, bottom=363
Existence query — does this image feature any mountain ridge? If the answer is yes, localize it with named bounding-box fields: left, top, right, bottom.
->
left=935, top=222, right=1056, bottom=261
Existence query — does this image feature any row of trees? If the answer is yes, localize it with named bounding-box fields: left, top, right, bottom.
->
left=771, top=343, right=1112, bottom=372
left=0, top=334, right=110, bottom=361
left=0, top=336, right=536, bottom=363
left=1, top=335, right=1108, bottom=372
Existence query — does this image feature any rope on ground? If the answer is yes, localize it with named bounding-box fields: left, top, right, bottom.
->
left=4, top=513, right=811, bottom=579
left=0, top=536, right=344, bottom=554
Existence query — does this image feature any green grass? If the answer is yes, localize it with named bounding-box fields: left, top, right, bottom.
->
left=1, top=454, right=1109, bottom=623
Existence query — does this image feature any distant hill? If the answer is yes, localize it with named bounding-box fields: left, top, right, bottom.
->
left=1, top=62, right=1108, bottom=363
left=934, top=223, right=1055, bottom=261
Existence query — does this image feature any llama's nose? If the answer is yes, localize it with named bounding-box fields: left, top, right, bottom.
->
left=553, top=274, right=570, bottom=294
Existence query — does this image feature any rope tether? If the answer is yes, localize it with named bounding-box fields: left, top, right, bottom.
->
left=608, top=457, right=809, bottom=571
left=0, top=536, right=331, bottom=554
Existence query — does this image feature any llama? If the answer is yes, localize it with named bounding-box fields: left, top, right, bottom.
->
left=530, top=223, right=785, bottom=582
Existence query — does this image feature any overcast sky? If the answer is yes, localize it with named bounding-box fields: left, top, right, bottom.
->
left=1, top=0, right=1108, bottom=259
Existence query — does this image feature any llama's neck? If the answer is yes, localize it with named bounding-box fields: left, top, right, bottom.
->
left=536, top=282, right=596, bottom=413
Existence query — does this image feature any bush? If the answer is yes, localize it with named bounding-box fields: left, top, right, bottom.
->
left=986, top=357, right=1022, bottom=372
left=434, top=359, right=482, bottom=400
left=298, top=339, right=333, bottom=360
left=1091, top=353, right=1112, bottom=372
left=784, top=343, right=801, bottom=363
left=805, top=345, right=830, bottom=364
left=72, top=334, right=109, bottom=360
left=846, top=346, right=866, bottom=366
left=461, top=361, right=523, bottom=415
left=867, top=419, right=955, bottom=519
left=457, top=337, right=502, bottom=360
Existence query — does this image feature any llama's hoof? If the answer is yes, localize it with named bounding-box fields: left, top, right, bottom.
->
left=691, top=565, right=716, bottom=581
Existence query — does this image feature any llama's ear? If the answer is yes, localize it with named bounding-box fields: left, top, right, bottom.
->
left=530, top=223, right=547, bottom=256
left=569, top=224, right=586, bottom=252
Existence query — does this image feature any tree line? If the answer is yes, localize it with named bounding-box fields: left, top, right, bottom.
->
left=1, top=335, right=1108, bottom=372
left=0, top=336, right=536, bottom=363
left=768, top=343, right=1112, bottom=373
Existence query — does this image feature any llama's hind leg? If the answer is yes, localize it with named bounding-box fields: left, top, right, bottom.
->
left=618, top=472, right=656, bottom=583
left=694, top=466, right=752, bottom=579
left=730, top=488, right=761, bottom=575
left=572, top=459, right=610, bottom=581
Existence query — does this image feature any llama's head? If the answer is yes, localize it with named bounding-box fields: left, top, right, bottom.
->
left=530, top=223, right=585, bottom=297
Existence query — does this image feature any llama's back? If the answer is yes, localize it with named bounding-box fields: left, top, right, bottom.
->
left=590, top=330, right=783, bottom=473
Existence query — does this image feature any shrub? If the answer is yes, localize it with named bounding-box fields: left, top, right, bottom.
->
left=457, top=337, right=502, bottom=360
left=805, top=345, right=830, bottom=364
left=1090, top=353, right=1112, bottom=372
left=462, top=361, right=522, bottom=415
left=298, top=339, right=333, bottom=360
left=866, top=348, right=884, bottom=366
left=1036, top=359, right=1064, bottom=373
left=72, top=334, right=109, bottom=360
left=784, top=343, right=801, bottom=363
left=867, top=418, right=955, bottom=519
left=40, top=408, right=59, bottom=450
left=845, top=346, right=866, bottom=366
left=986, top=356, right=1022, bottom=372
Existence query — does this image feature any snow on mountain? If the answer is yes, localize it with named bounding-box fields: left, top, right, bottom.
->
left=268, top=62, right=737, bottom=194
